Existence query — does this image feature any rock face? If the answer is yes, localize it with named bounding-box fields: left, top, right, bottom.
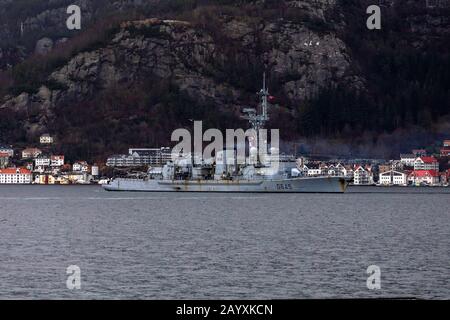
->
left=35, top=37, right=54, bottom=55
left=0, top=5, right=358, bottom=137
left=0, top=0, right=159, bottom=54
left=0, top=0, right=334, bottom=65
left=12, top=15, right=354, bottom=110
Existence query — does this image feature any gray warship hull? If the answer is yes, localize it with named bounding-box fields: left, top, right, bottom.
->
left=103, top=176, right=348, bottom=193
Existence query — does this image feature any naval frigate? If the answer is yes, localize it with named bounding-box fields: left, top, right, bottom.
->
left=103, top=75, right=349, bottom=193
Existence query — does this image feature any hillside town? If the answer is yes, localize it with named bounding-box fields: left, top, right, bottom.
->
left=0, top=133, right=99, bottom=185
left=0, top=136, right=449, bottom=187
left=296, top=142, right=450, bottom=187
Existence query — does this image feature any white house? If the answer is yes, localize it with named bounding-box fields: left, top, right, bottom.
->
left=35, top=155, right=51, bottom=167
left=327, top=164, right=337, bottom=176
left=40, top=134, right=54, bottom=144
left=353, top=166, right=374, bottom=185
left=414, top=156, right=439, bottom=171
left=330, top=163, right=352, bottom=177
left=408, top=170, right=440, bottom=186
left=379, top=170, right=408, bottom=186
left=400, top=154, right=416, bottom=167
left=22, top=148, right=42, bottom=159
left=51, top=155, right=64, bottom=167
left=0, top=168, right=32, bottom=184
left=73, top=161, right=89, bottom=172
left=302, top=165, right=322, bottom=176
left=344, top=165, right=354, bottom=178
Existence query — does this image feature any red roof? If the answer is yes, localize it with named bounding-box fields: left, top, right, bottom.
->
left=0, top=167, right=32, bottom=175
left=410, top=170, right=439, bottom=177
left=419, top=156, right=438, bottom=164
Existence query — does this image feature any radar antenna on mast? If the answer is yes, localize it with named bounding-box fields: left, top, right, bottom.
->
left=241, top=73, right=274, bottom=167
left=242, top=72, right=271, bottom=131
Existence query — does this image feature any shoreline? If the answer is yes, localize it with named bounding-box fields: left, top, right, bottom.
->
left=0, top=183, right=448, bottom=188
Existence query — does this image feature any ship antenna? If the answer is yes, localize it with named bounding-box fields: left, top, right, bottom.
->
left=261, top=72, right=269, bottom=124
left=242, top=73, right=271, bottom=130
left=241, top=72, right=272, bottom=167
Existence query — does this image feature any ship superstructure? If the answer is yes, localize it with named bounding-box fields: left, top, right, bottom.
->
left=103, top=74, right=348, bottom=193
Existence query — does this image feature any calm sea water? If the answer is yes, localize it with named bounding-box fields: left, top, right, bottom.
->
left=0, top=185, right=448, bottom=299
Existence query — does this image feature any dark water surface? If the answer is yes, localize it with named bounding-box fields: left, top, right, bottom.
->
left=0, top=185, right=448, bottom=299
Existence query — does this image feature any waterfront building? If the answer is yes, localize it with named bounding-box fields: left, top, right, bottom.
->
left=353, top=166, right=374, bottom=185
left=106, top=154, right=142, bottom=167
left=35, top=154, right=51, bottom=167
left=344, top=165, right=354, bottom=178
left=73, top=161, right=89, bottom=172
left=327, top=164, right=338, bottom=176
left=378, top=164, right=393, bottom=174
left=129, top=148, right=173, bottom=165
left=51, top=155, right=65, bottom=167
left=379, top=170, right=408, bottom=186
left=35, top=174, right=57, bottom=185
left=414, top=156, right=439, bottom=171
left=22, top=148, right=42, bottom=159
left=91, top=165, right=99, bottom=176
left=0, top=168, right=32, bottom=184
left=34, top=174, right=88, bottom=185
left=106, top=147, right=172, bottom=167
left=336, top=163, right=349, bottom=177
left=302, top=164, right=322, bottom=177
left=408, top=170, right=440, bottom=186
left=67, top=173, right=89, bottom=184
left=326, top=163, right=350, bottom=177
left=400, top=154, right=416, bottom=167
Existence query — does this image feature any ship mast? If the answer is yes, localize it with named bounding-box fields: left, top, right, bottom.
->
left=242, top=72, right=271, bottom=131
left=242, top=73, right=272, bottom=167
